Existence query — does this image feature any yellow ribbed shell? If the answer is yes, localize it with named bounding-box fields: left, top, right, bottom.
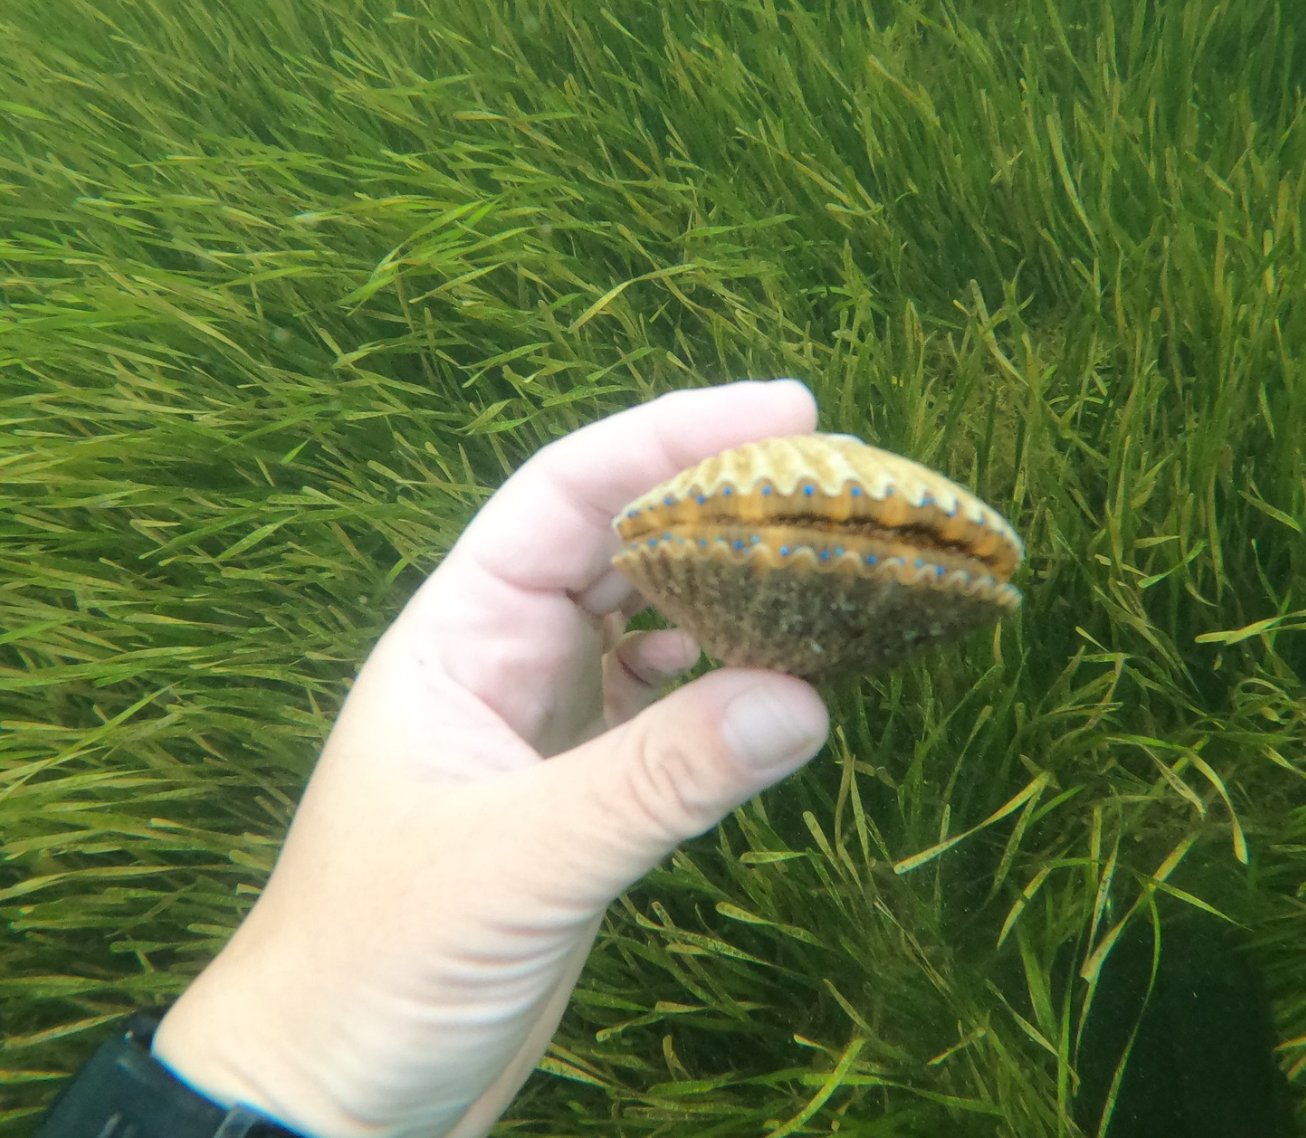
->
left=612, top=433, right=1023, bottom=681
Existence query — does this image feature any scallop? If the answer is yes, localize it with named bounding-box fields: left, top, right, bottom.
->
left=611, top=433, right=1023, bottom=681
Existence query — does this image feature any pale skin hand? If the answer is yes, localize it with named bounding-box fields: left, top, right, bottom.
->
left=152, top=380, right=831, bottom=1138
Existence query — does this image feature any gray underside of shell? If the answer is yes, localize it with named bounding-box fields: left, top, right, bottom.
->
left=620, top=552, right=1013, bottom=683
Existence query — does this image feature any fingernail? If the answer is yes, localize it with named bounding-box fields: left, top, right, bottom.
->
left=661, top=631, right=702, bottom=674
left=722, top=684, right=828, bottom=773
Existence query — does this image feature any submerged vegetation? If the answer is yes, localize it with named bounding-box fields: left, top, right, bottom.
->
left=2, top=0, right=1304, bottom=1133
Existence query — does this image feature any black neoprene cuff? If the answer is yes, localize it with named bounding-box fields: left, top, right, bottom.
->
left=33, top=1010, right=307, bottom=1138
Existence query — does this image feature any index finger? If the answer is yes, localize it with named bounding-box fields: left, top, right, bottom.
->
left=454, top=379, right=819, bottom=595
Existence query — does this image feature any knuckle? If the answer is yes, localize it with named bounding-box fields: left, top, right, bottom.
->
left=618, top=717, right=722, bottom=846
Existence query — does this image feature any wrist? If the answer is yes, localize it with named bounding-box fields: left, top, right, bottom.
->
left=34, top=1009, right=307, bottom=1138
left=151, top=938, right=382, bottom=1138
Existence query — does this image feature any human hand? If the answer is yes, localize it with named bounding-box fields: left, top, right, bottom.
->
left=151, top=381, right=831, bottom=1138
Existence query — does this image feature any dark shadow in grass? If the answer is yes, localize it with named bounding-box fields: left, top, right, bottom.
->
left=1075, top=910, right=1295, bottom=1138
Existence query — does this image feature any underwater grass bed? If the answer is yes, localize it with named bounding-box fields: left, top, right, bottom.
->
left=1, top=0, right=1304, bottom=1133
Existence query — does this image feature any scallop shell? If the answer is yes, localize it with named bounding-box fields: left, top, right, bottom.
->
left=611, top=433, right=1023, bottom=682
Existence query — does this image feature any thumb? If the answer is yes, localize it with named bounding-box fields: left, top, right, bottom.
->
left=551, top=669, right=830, bottom=902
